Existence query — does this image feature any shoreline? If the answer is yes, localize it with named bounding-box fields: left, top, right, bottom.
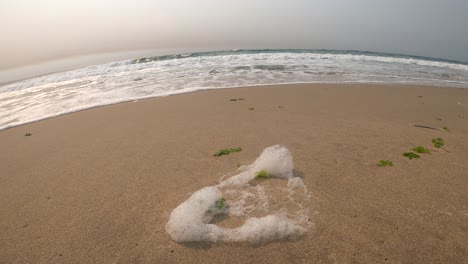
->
left=1, top=82, right=467, bottom=132
left=1, top=83, right=467, bottom=263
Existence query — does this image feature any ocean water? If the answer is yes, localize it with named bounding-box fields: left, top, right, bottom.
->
left=1, top=49, right=468, bottom=130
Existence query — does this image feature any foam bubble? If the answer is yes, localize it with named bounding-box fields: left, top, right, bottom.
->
left=165, top=145, right=311, bottom=244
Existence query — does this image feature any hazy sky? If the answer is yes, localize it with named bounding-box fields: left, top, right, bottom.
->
left=1, top=0, right=467, bottom=71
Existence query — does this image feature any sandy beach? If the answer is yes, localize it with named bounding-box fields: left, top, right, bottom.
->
left=1, top=83, right=467, bottom=263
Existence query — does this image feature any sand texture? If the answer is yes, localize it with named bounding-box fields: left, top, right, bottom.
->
left=1, top=84, right=467, bottom=263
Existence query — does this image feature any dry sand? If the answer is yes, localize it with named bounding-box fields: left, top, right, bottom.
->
left=0, top=84, right=467, bottom=263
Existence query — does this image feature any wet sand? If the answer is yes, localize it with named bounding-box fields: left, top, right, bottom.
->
left=0, top=84, right=467, bottom=263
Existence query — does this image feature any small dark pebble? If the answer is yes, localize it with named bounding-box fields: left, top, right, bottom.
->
left=170, top=250, right=174, bottom=253
left=385, top=258, right=388, bottom=261
left=136, top=243, right=139, bottom=246
left=59, top=253, right=63, bottom=257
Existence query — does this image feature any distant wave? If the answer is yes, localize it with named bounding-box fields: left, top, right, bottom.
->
left=130, top=49, right=468, bottom=71
left=1, top=49, right=467, bottom=130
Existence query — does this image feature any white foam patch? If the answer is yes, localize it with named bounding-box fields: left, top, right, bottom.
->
left=220, top=215, right=306, bottom=243
left=218, top=145, right=295, bottom=188
left=165, top=145, right=312, bottom=244
left=165, top=186, right=225, bottom=242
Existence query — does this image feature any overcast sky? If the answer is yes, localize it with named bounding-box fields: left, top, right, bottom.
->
left=1, top=0, right=467, bottom=72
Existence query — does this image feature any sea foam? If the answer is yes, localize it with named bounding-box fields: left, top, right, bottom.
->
left=165, top=145, right=311, bottom=244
